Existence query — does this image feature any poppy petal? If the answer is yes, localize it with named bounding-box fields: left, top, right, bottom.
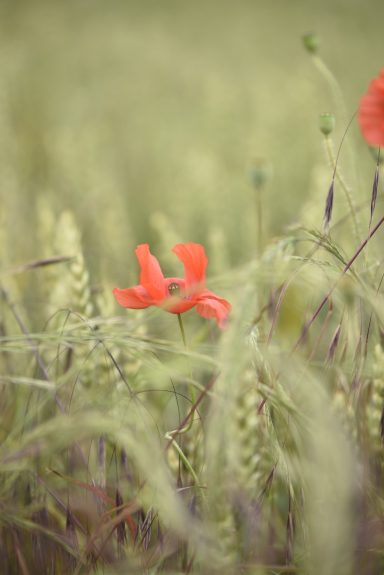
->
left=195, top=289, right=231, bottom=329
left=172, top=243, right=208, bottom=291
left=113, top=286, right=152, bottom=309
left=135, top=244, right=166, bottom=302
left=358, top=69, right=384, bottom=146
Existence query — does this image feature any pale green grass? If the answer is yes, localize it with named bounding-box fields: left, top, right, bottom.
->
left=1, top=1, right=384, bottom=573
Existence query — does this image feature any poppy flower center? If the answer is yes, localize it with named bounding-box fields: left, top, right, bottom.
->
left=168, top=282, right=181, bottom=296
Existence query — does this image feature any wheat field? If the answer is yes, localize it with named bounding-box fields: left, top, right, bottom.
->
left=1, top=1, right=384, bottom=573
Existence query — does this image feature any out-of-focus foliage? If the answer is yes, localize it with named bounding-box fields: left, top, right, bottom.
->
left=0, top=0, right=383, bottom=274
left=1, top=1, right=384, bottom=574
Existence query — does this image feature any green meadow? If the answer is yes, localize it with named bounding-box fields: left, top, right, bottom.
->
left=1, top=1, right=384, bottom=573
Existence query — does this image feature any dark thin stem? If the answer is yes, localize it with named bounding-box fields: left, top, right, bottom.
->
left=0, top=284, right=65, bottom=412
left=324, top=135, right=360, bottom=242
left=365, top=268, right=384, bottom=358
left=267, top=243, right=320, bottom=347
left=165, top=373, right=217, bottom=451
left=0, top=285, right=92, bottom=469
left=307, top=304, right=334, bottom=362
left=369, top=147, right=381, bottom=231
left=292, top=215, right=384, bottom=352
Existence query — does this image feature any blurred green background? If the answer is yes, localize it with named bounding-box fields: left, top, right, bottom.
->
left=1, top=5, right=384, bottom=571
left=0, top=0, right=383, bottom=285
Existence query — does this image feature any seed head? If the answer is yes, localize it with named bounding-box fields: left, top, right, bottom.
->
left=251, top=158, right=273, bottom=190
left=302, top=33, right=319, bottom=54
left=319, top=113, right=335, bottom=136
left=323, top=180, right=334, bottom=233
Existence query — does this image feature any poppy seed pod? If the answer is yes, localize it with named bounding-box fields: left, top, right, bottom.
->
left=302, top=33, right=319, bottom=54
left=251, top=159, right=273, bottom=189
left=319, top=113, right=336, bottom=136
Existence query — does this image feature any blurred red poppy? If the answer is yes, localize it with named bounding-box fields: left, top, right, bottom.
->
left=113, top=243, right=231, bottom=328
left=358, top=69, right=384, bottom=146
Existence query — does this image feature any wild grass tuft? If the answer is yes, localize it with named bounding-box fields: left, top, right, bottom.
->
left=1, top=3, right=384, bottom=573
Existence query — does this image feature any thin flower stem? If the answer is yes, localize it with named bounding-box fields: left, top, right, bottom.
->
left=312, top=55, right=347, bottom=120
left=324, top=135, right=361, bottom=245
left=164, top=431, right=200, bottom=486
left=177, top=313, right=187, bottom=348
left=176, top=313, right=196, bottom=429
left=256, top=186, right=263, bottom=255
left=313, top=50, right=361, bottom=234
left=165, top=373, right=217, bottom=451
left=313, top=53, right=359, bottom=187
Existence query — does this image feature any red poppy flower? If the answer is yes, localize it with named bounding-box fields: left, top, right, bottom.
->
left=113, top=243, right=231, bottom=328
left=358, top=69, right=384, bottom=146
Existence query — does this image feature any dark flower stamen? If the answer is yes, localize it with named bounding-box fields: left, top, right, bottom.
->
left=168, top=282, right=180, bottom=296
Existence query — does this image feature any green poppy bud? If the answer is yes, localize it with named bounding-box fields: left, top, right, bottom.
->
left=251, top=158, right=273, bottom=189
left=319, top=113, right=336, bottom=136
left=302, top=33, right=319, bottom=54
